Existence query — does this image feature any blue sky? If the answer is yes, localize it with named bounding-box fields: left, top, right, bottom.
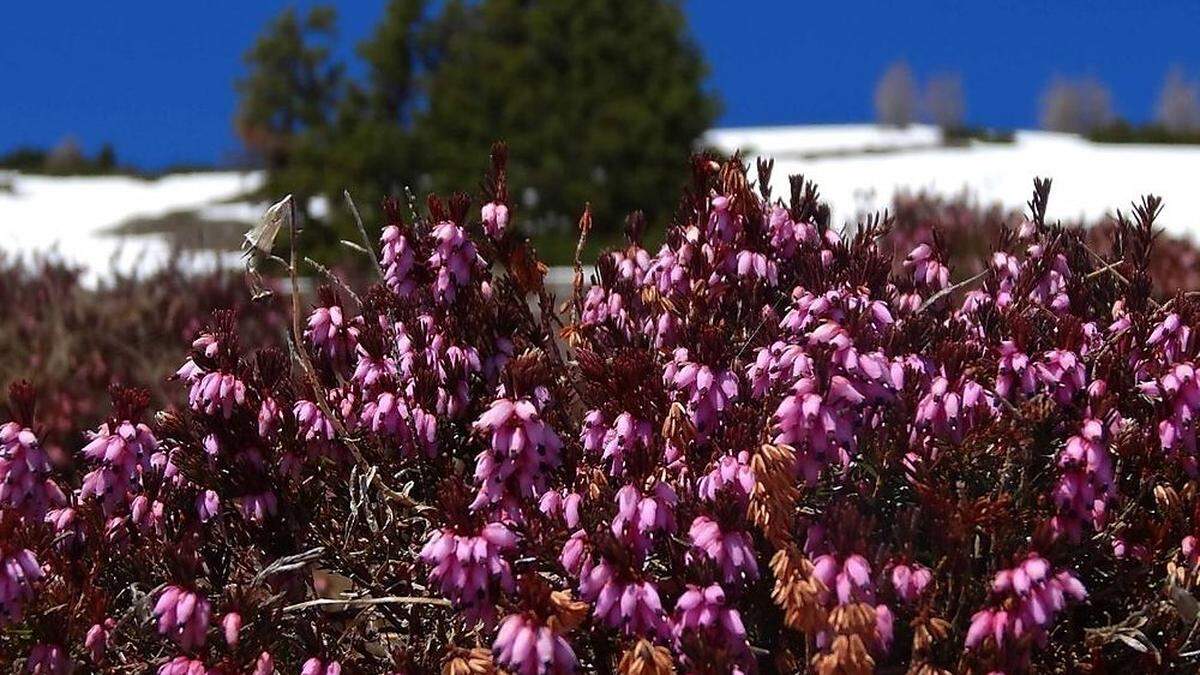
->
left=1, top=1, right=1197, bottom=169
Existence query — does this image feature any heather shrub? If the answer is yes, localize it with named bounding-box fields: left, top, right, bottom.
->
left=2, top=148, right=1200, bottom=674
left=0, top=256, right=282, bottom=455
left=884, top=190, right=1200, bottom=294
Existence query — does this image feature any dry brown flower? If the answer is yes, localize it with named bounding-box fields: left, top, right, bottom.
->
left=770, top=545, right=829, bottom=633
left=443, top=647, right=497, bottom=675
left=749, top=443, right=800, bottom=546
left=618, top=639, right=676, bottom=675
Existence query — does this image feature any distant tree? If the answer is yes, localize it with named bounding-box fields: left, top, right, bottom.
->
left=875, top=61, right=918, bottom=127
left=923, top=73, right=965, bottom=130
left=96, top=143, right=117, bottom=172
left=416, top=0, right=718, bottom=231
left=235, top=6, right=343, bottom=176
left=1156, top=67, right=1200, bottom=134
left=1039, top=76, right=1113, bottom=134
left=236, top=0, right=717, bottom=252
left=44, top=136, right=85, bottom=174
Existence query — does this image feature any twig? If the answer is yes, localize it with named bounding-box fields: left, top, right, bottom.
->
left=343, top=190, right=385, bottom=282
left=282, top=595, right=451, bottom=613
left=915, top=267, right=991, bottom=314
left=253, top=546, right=326, bottom=586
left=304, top=256, right=361, bottom=306
left=281, top=200, right=427, bottom=512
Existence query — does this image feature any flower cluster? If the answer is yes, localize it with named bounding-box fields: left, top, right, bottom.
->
left=2, top=151, right=1199, bottom=674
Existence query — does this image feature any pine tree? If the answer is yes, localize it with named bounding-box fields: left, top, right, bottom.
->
left=235, top=6, right=343, bottom=176
left=416, top=0, right=718, bottom=234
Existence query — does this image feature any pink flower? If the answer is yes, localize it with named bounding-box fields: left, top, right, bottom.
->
left=581, top=410, right=654, bottom=476
left=301, top=658, right=342, bottom=675
left=664, top=348, right=739, bottom=438
left=195, top=489, right=220, bottom=523
left=672, top=584, right=751, bottom=669
left=79, top=412, right=158, bottom=513
left=153, top=585, right=211, bottom=649
left=420, top=522, right=516, bottom=622
left=157, top=657, right=216, bottom=675
left=305, top=294, right=359, bottom=366
left=966, top=555, right=1086, bottom=662
left=612, top=483, right=677, bottom=555
left=85, top=618, right=115, bottom=662
left=688, top=516, right=759, bottom=583
left=890, top=562, right=933, bottom=604
left=380, top=223, right=416, bottom=296
left=578, top=560, right=664, bottom=635
left=0, top=421, right=63, bottom=518
left=220, top=612, right=241, bottom=646
left=25, top=644, right=70, bottom=674
left=481, top=201, right=510, bottom=239
left=252, top=653, right=274, bottom=675
left=493, top=613, right=578, bottom=674
left=698, top=452, right=757, bottom=502
left=428, top=220, right=480, bottom=305
left=471, top=395, right=563, bottom=511
left=0, top=548, right=42, bottom=626
left=187, top=371, right=246, bottom=419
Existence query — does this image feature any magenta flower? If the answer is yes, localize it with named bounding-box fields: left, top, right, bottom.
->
left=79, top=414, right=157, bottom=513
left=187, top=371, right=246, bottom=419
left=195, top=489, right=220, bottom=523
left=889, top=562, right=933, bottom=604
left=698, top=452, right=756, bottom=502
left=428, top=220, right=480, bottom=304
left=1034, top=349, right=1086, bottom=405
left=380, top=223, right=416, bottom=296
left=578, top=559, right=665, bottom=635
left=0, top=421, right=63, bottom=519
left=25, top=644, right=70, bottom=674
left=672, top=583, right=751, bottom=669
left=85, top=618, right=115, bottom=662
left=305, top=292, right=360, bottom=367
left=1050, top=417, right=1114, bottom=542
left=664, top=348, right=738, bottom=438
left=688, top=516, right=759, bottom=583
left=0, top=548, right=42, bottom=626
left=158, top=657, right=216, bottom=675
left=965, top=555, right=1086, bottom=664
left=153, top=585, right=211, bottom=649
left=904, top=243, right=950, bottom=291
left=301, top=657, right=342, bottom=675
left=493, top=612, right=578, bottom=674
left=220, top=612, right=242, bottom=646
left=581, top=410, right=654, bottom=476
left=913, top=375, right=990, bottom=444
left=611, top=483, right=677, bottom=555
left=419, top=522, right=516, bottom=622
left=481, top=201, right=510, bottom=239
left=471, top=394, right=563, bottom=510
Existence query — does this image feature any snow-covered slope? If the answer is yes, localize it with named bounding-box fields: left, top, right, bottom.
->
left=3, top=125, right=1200, bottom=280
left=0, top=170, right=261, bottom=279
left=704, top=125, right=1200, bottom=239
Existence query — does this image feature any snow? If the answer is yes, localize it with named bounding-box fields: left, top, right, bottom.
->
left=0, top=170, right=262, bottom=281
left=705, top=123, right=943, bottom=158
left=4, top=124, right=1200, bottom=281
left=705, top=125, right=1200, bottom=240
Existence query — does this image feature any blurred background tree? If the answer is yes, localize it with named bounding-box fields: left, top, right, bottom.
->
left=874, top=61, right=917, bottom=127
left=923, top=73, right=965, bottom=131
left=1039, top=76, right=1113, bottom=134
left=235, top=6, right=344, bottom=216
left=236, top=0, right=718, bottom=260
left=1156, top=67, right=1200, bottom=134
